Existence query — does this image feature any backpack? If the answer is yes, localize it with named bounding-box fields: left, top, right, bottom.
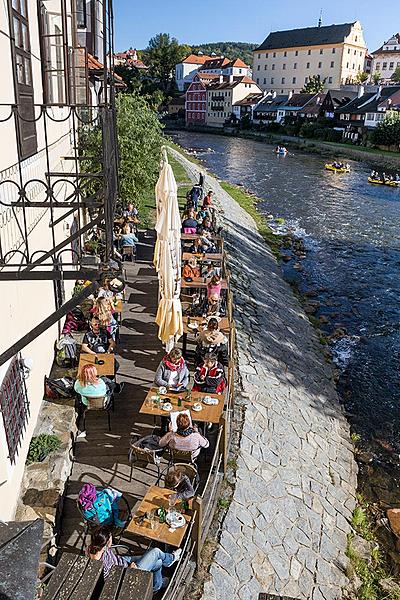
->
left=62, top=309, right=87, bottom=335
left=55, top=334, right=78, bottom=367
left=44, top=376, right=75, bottom=399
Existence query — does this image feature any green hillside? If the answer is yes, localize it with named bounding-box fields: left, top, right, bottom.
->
left=190, top=42, right=256, bottom=65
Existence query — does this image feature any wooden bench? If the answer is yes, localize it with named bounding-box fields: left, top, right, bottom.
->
left=42, top=553, right=103, bottom=599
left=42, top=552, right=153, bottom=600
left=99, top=566, right=153, bottom=599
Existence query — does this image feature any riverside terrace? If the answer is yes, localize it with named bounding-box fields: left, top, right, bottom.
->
left=37, top=212, right=236, bottom=598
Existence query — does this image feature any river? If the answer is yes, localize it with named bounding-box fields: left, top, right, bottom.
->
left=174, top=130, right=400, bottom=507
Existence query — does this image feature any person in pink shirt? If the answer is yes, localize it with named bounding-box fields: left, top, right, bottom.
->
left=207, top=274, right=222, bottom=298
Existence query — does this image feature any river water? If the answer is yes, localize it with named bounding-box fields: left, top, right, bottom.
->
left=174, top=130, right=400, bottom=506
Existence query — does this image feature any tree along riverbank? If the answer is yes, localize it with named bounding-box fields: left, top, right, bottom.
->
left=169, top=145, right=363, bottom=599
left=165, top=124, right=400, bottom=170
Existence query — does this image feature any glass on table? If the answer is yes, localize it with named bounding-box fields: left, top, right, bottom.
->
left=168, top=493, right=177, bottom=511
left=148, top=509, right=157, bottom=530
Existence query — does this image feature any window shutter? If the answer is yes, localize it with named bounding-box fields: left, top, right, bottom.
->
left=8, top=0, right=37, bottom=159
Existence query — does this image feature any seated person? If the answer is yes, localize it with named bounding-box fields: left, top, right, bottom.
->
left=181, top=208, right=198, bottom=234
left=122, top=202, right=139, bottom=220
left=193, top=352, right=226, bottom=394
left=197, top=216, right=214, bottom=234
left=182, top=258, right=200, bottom=281
left=195, top=318, right=228, bottom=366
left=159, top=413, right=209, bottom=459
left=154, top=348, right=189, bottom=392
left=202, top=190, right=214, bottom=208
left=198, top=293, right=226, bottom=318
left=82, top=316, right=115, bottom=355
left=119, top=223, right=138, bottom=249
left=207, top=274, right=222, bottom=298
left=75, top=364, right=110, bottom=404
left=201, top=262, right=221, bottom=279
left=78, top=484, right=125, bottom=527
left=97, top=278, right=115, bottom=304
left=189, top=237, right=207, bottom=254
left=90, top=297, right=118, bottom=339
left=165, top=466, right=195, bottom=501
left=87, top=525, right=181, bottom=591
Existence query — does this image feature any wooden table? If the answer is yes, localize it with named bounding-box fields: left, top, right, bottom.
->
left=181, top=233, right=222, bottom=241
left=78, top=353, right=115, bottom=376
left=126, top=486, right=192, bottom=547
left=181, top=277, right=228, bottom=290
left=140, top=388, right=225, bottom=424
left=182, top=252, right=223, bottom=262
left=114, top=217, right=140, bottom=225
left=182, top=316, right=230, bottom=336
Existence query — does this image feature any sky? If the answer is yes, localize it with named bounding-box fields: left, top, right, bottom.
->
left=114, top=0, right=399, bottom=55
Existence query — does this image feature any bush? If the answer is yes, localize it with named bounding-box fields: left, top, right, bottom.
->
left=265, top=121, right=282, bottom=133
left=371, top=111, right=400, bottom=149
left=323, top=129, right=343, bottom=142
left=27, top=434, right=61, bottom=465
left=300, top=122, right=319, bottom=138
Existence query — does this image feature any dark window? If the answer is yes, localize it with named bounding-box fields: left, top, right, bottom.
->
left=8, top=0, right=37, bottom=159
left=76, top=0, right=86, bottom=28
left=0, top=356, right=29, bottom=464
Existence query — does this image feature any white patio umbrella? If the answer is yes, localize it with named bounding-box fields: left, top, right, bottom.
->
left=154, top=150, right=183, bottom=350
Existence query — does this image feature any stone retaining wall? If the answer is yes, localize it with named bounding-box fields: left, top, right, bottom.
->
left=170, top=147, right=358, bottom=600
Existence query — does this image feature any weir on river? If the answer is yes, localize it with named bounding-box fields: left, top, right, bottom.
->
left=174, top=131, right=400, bottom=510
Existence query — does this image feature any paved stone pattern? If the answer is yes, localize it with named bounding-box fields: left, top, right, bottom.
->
left=171, top=149, right=358, bottom=600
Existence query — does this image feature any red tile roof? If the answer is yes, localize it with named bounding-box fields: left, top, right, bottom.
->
left=88, top=54, right=125, bottom=84
left=199, top=57, right=230, bottom=70
left=182, top=54, right=212, bottom=64
left=227, top=58, right=249, bottom=68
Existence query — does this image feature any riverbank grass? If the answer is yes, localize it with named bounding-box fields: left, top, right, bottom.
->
left=219, top=181, right=286, bottom=258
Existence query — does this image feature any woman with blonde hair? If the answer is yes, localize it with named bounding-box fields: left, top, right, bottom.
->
left=91, top=297, right=118, bottom=339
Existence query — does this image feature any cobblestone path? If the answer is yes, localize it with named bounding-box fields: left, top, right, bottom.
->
left=171, top=148, right=358, bottom=600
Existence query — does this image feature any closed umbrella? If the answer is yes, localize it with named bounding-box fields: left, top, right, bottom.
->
left=154, top=151, right=183, bottom=350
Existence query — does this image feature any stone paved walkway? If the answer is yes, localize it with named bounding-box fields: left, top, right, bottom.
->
left=170, top=148, right=358, bottom=600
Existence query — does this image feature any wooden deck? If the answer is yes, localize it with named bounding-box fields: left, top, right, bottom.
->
left=59, top=245, right=165, bottom=552
left=58, top=243, right=218, bottom=554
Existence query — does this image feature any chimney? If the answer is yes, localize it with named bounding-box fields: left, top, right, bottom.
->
left=288, top=90, right=293, bottom=100
left=272, top=91, right=277, bottom=98
left=219, top=75, right=223, bottom=84
left=357, top=85, right=364, bottom=98
left=377, top=85, right=382, bottom=98
left=229, top=74, right=234, bottom=83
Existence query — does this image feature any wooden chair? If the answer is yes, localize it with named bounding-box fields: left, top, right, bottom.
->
left=128, top=438, right=162, bottom=484
left=83, top=395, right=113, bottom=433
left=121, top=245, right=135, bottom=262
left=168, top=447, right=198, bottom=466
